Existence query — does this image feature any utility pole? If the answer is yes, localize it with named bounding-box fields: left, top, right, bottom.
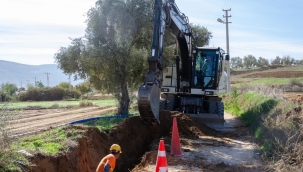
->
left=26, top=80, right=30, bottom=89
left=223, top=8, right=231, bottom=92
left=218, top=9, right=232, bottom=92
left=19, top=81, right=23, bottom=90
left=45, top=72, right=50, bottom=87
left=33, top=77, right=37, bottom=87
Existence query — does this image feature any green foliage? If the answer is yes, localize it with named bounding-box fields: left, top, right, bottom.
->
left=75, top=82, right=91, bottom=95
left=1, top=82, right=18, bottom=96
left=261, top=140, right=274, bottom=157
left=36, top=81, right=44, bottom=88
left=57, top=82, right=73, bottom=89
left=243, top=54, right=257, bottom=68
left=256, top=56, right=269, bottom=67
left=190, top=23, right=212, bottom=47
left=289, top=78, right=303, bottom=87
left=54, top=0, right=213, bottom=115
left=0, top=91, right=12, bottom=102
left=0, top=106, right=30, bottom=171
left=230, top=56, right=243, bottom=68
left=79, top=101, right=93, bottom=107
left=224, top=90, right=242, bottom=115
left=16, top=127, right=84, bottom=155
left=18, top=87, right=81, bottom=101
left=222, top=88, right=303, bottom=162
left=85, top=115, right=124, bottom=131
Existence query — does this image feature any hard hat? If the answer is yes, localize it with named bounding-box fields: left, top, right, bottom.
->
left=110, top=144, right=122, bottom=154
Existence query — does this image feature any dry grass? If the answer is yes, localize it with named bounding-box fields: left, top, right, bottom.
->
left=231, top=84, right=303, bottom=171
left=79, top=101, right=93, bottom=107
left=234, top=84, right=285, bottom=100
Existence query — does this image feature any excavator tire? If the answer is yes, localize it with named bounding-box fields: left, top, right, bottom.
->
left=167, top=99, right=174, bottom=111
left=159, top=99, right=166, bottom=111
left=209, top=101, right=217, bottom=114
left=217, top=101, right=224, bottom=117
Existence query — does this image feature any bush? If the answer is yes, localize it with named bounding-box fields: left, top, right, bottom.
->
left=0, top=91, right=12, bottom=102
left=18, top=87, right=81, bottom=101
left=289, top=78, right=303, bottom=87
left=79, top=101, right=93, bottom=107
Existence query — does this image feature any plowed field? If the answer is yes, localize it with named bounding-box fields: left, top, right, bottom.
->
left=241, top=71, right=303, bottom=78
left=8, top=106, right=116, bottom=137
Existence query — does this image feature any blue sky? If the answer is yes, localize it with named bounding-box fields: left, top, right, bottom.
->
left=1, top=0, right=303, bottom=65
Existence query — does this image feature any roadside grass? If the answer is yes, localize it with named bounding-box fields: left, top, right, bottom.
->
left=84, top=107, right=139, bottom=131
left=224, top=85, right=303, bottom=171
left=13, top=127, right=85, bottom=155
left=0, top=98, right=117, bottom=110
left=0, top=104, right=31, bottom=172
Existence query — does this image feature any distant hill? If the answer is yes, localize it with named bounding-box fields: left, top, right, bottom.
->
left=0, top=60, right=84, bottom=88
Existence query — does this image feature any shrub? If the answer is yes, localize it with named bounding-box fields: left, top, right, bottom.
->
left=0, top=92, right=12, bottom=102
left=79, top=101, right=93, bottom=107
left=289, top=78, right=303, bottom=87
left=18, top=87, right=81, bottom=101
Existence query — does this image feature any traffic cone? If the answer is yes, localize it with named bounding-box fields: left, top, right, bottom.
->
left=155, top=140, right=168, bottom=172
left=171, top=117, right=182, bottom=156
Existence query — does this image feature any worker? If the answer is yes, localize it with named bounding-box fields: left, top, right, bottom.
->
left=204, top=55, right=214, bottom=86
left=96, top=144, right=122, bottom=172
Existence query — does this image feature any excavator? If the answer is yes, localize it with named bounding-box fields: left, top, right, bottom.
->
left=138, top=0, right=229, bottom=130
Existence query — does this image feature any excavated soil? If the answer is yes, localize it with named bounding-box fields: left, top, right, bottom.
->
left=26, top=111, right=265, bottom=172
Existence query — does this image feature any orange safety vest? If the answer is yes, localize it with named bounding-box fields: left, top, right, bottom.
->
left=96, top=154, right=116, bottom=172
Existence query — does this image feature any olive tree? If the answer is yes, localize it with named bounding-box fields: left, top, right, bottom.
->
left=54, top=0, right=153, bottom=114
left=54, top=0, right=213, bottom=115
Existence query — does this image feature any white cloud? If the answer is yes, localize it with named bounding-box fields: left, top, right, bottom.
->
left=0, top=0, right=96, bottom=27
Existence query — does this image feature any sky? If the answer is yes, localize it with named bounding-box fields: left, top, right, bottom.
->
left=1, top=0, right=303, bottom=65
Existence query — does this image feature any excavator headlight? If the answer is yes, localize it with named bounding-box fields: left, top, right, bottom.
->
left=205, top=91, right=214, bottom=95
left=161, top=88, right=169, bottom=92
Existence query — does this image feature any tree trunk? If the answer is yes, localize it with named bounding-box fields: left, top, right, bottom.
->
left=118, top=82, right=130, bottom=115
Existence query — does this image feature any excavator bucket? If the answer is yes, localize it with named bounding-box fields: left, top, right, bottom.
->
left=138, top=84, right=161, bottom=124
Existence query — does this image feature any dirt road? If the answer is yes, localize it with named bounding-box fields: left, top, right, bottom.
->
left=8, top=106, right=116, bottom=136
left=133, top=112, right=265, bottom=172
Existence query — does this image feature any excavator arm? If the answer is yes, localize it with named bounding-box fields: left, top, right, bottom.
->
left=138, top=0, right=192, bottom=124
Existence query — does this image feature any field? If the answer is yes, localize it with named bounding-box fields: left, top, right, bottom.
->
left=3, top=65, right=303, bottom=171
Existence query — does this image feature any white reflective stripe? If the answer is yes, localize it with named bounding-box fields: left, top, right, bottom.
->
left=152, top=49, right=155, bottom=56
left=158, top=150, right=166, bottom=157
left=159, top=167, right=168, bottom=172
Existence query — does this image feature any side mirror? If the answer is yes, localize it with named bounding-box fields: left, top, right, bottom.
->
left=225, top=55, right=230, bottom=61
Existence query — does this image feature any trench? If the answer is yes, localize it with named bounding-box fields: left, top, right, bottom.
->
left=28, top=111, right=218, bottom=172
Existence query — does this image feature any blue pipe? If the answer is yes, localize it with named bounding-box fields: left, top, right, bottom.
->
left=69, top=114, right=135, bottom=125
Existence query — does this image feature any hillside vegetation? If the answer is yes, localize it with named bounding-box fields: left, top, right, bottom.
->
left=224, top=87, right=303, bottom=171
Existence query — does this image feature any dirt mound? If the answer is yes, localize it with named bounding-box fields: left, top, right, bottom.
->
left=28, top=111, right=217, bottom=172
left=286, top=93, right=303, bottom=105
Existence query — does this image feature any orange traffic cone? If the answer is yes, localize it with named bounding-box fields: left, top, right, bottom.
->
left=155, top=140, right=168, bottom=172
left=171, top=117, right=182, bottom=156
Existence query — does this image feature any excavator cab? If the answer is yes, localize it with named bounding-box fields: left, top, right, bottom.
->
left=192, top=47, right=224, bottom=89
